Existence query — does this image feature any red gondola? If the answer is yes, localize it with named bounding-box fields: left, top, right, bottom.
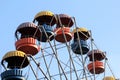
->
left=15, top=22, right=41, bottom=41
left=54, top=27, right=72, bottom=43
left=87, top=49, right=106, bottom=61
left=87, top=61, right=104, bottom=74
left=57, top=14, right=74, bottom=27
left=15, top=37, right=40, bottom=56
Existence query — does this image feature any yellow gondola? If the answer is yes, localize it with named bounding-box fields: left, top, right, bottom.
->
left=103, top=76, right=115, bottom=80
left=1, top=51, right=29, bottom=69
left=33, top=11, right=56, bottom=26
left=72, top=27, right=90, bottom=40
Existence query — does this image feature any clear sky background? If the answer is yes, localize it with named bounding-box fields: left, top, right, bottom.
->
left=0, top=0, right=120, bottom=79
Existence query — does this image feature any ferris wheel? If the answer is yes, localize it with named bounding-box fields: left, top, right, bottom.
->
left=0, top=11, right=118, bottom=80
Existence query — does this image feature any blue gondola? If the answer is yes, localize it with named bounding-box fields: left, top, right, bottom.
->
left=39, top=24, right=54, bottom=42
left=71, top=39, right=89, bottom=55
left=1, top=69, right=25, bottom=80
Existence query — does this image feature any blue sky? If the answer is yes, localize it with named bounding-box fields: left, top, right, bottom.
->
left=0, top=0, right=120, bottom=79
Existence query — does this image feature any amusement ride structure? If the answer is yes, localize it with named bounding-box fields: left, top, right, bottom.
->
left=0, top=11, right=118, bottom=80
